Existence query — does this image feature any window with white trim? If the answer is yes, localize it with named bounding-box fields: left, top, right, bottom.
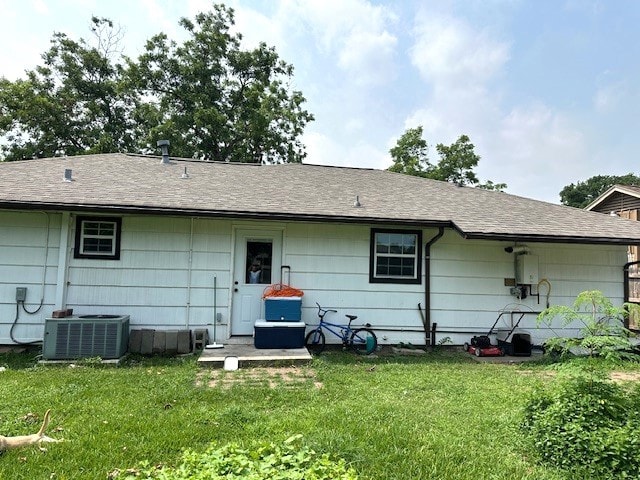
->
left=370, top=228, right=422, bottom=284
left=74, top=216, right=122, bottom=260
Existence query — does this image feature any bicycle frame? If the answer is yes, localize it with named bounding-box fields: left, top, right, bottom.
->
left=306, top=303, right=377, bottom=355
left=313, top=319, right=354, bottom=345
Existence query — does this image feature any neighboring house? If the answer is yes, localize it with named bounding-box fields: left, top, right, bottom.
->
left=586, top=184, right=640, bottom=330
left=2, top=153, right=640, bottom=347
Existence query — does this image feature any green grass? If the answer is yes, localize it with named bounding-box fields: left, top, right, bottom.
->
left=0, top=349, right=587, bottom=479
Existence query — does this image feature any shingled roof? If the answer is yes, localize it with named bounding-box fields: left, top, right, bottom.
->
left=2, top=153, right=640, bottom=245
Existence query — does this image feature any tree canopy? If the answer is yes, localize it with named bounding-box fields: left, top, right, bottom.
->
left=387, top=126, right=430, bottom=177
left=0, top=5, right=313, bottom=163
left=0, top=17, right=135, bottom=159
left=388, top=127, right=507, bottom=191
left=560, top=174, right=640, bottom=208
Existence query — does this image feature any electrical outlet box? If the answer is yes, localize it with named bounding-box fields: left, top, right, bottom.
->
left=15, top=287, right=27, bottom=302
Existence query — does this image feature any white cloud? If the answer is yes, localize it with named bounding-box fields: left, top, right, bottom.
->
left=410, top=13, right=509, bottom=89
left=228, top=3, right=287, bottom=52
left=338, top=29, right=397, bottom=86
left=303, top=130, right=389, bottom=170
left=402, top=9, right=593, bottom=202
left=482, top=104, right=587, bottom=201
left=594, top=79, right=628, bottom=113
left=32, top=0, right=49, bottom=15
left=276, top=0, right=399, bottom=86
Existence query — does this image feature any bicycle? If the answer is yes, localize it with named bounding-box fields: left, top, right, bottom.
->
left=305, top=302, right=378, bottom=355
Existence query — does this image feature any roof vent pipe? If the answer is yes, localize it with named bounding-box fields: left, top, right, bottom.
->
left=354, top=195, right=362, bottom=207
left=63, top=169, right=73, bottom=182
left=157, top=140, right=170, bottom=164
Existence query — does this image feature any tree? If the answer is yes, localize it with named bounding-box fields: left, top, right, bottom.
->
left=433, top=134, right=481, bottom=186
left=0, top=17, right=136, bottom=160
left=0, top=5, right=313, bottom=163
left=387, top=126, right=432, bottom=177
left=388, top=128, right=507, bottom=191
left=560, top=174, right=640, bottom=208
left=127, top=5, right=313, bottom=163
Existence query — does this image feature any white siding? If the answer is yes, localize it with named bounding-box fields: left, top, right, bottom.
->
left=427, top=231, right=626, bottom=345
left=284, top=225, right=627, bottom=346
left=0, top=210, right=630, bottom=347
left=0, top=211, right=61, bottom=343
left=66, top=216, right=232, bottom=332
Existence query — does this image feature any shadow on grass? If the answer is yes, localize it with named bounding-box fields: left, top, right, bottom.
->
left=0, top=346, right=43, bottom=369
left=309, top=346, right=480, bottom=366
left=0, top=348, right=198, bottom=370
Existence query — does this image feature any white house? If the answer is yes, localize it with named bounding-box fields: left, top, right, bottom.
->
left=2, top=152, right=640, bottom=348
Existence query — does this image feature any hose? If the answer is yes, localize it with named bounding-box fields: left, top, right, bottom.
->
left=537, top=279, right=552, bottom=308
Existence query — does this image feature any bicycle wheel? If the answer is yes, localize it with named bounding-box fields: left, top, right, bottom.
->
left=305, top=329, right=326, bottom=355
left=349, top=328, right=377, bottom=355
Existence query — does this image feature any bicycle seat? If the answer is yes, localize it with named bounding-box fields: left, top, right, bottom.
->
left=345, top=314, right=357, bottom=321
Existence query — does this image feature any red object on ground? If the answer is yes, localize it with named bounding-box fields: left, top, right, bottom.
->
left=464, top=344, right=505, bottom=357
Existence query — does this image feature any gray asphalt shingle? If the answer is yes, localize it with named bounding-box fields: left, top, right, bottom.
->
left=2, top=153, right=640, bottom=244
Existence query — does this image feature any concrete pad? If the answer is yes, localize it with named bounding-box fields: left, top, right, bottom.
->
left=198, top=343, right=311, bottom=368
left=39, top=356, right=126, bottom=365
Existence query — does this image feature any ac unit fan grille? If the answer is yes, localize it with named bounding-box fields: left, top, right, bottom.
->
left=44, top=316, right=129, bottom=360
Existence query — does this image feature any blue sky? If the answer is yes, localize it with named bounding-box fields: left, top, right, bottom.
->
left=1, top=0, right=638, bottom=203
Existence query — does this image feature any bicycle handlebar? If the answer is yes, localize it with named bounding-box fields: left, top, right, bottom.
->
left=316, top=302, right=337, bottom=315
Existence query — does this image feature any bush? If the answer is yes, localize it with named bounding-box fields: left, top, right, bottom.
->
left=537, top=290, right=639, bottom=361
left=114, top=435, right=358, bottom=480
left=522, top=377, right=640, bottom=478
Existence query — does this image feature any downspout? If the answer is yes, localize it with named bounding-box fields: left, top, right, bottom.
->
left=424, top=227, right=445, bottom=346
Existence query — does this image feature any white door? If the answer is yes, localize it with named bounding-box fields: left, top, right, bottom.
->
left=231, top=229, right=282, bottom=335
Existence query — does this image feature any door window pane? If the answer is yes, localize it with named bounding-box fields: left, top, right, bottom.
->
left=246, top=240, right=273, bottom=284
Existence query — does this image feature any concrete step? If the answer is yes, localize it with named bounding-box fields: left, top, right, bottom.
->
left=197, top=344, right=311, bottom=368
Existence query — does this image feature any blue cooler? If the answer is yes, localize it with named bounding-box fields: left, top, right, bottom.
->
left=264, top=296, right=302, bottom=321
left=254, top=320, right=306, bottom=349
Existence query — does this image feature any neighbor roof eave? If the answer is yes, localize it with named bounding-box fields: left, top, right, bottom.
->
left=585, top=184, right=640, bottom=211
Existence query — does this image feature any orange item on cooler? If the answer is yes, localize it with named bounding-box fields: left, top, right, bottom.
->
left=262, top=283, right=304, bottom=299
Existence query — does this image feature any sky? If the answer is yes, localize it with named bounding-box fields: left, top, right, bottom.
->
left=1, top=0, right=639, bottom=204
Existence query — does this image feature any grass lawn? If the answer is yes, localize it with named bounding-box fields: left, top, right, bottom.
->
left=0, top=349, right=581, bottom=479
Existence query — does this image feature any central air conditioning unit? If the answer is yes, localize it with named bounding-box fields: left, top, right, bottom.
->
left=43, top=315, right=130, bottom=360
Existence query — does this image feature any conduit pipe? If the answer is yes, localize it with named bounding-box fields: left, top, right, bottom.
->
left=424, top=227, right=445, bottom=347
left=186, top=217, right=195, bottom=330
